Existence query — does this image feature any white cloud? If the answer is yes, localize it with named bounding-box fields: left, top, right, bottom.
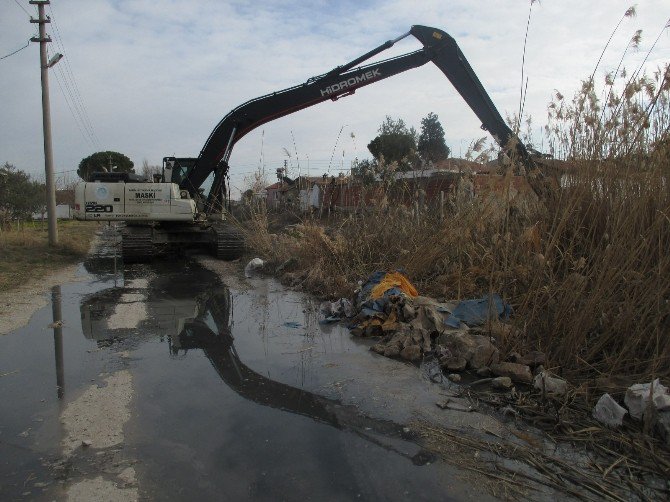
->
left=1, top=0, right=668, bottom=195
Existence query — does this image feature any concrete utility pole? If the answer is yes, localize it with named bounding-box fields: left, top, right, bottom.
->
left=30, top=0, right=58, bottom=246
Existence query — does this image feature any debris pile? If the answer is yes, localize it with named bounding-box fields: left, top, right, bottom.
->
left=328, top=270, right=547, bottom=387
left=592, top=379, right=670, bottom=446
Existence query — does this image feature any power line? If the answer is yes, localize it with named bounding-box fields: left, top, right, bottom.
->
left=50, top=58, right=97, bottom=150
left=47, top=3, right=102, bottom=150
left=12, top=0, right=31, bottom=18
left=0, top=39, right=30, bottom=60
left=48, top=46, right=98, bottom=149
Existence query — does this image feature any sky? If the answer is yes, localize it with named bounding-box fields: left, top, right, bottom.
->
left=1, top=0, right=669, bottom=197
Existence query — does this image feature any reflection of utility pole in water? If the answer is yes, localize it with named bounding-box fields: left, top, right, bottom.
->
left=51, top=285, right=64, bottom=399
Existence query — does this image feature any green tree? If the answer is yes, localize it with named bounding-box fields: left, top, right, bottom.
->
left=350, top=158, right=377, bottom=185
left=0, top=162, right=45, bottom=223
left=367, top=116, right=419, bottom=171
left=77, top=151, right=134, bottom=181
left=417, top=112, right=450, bottom=163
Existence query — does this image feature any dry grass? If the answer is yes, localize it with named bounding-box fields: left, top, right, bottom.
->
left=244, top=63, right=670, bottom=385
left=0, top=220, right=98, bottom=292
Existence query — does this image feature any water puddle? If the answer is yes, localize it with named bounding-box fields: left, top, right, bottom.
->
left=0, top=242, right=485, bottom=501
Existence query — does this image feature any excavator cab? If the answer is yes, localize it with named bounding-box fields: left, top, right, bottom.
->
left=163, top=157, right=198, bottom=186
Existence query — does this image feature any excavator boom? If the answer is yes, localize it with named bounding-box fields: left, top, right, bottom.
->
left=183, top=25, right=538, bottom=204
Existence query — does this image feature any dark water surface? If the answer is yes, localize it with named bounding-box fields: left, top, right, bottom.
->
left=0, top=244, right=479, bottom=501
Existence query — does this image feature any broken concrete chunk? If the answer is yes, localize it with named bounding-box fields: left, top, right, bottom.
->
left=402, top=303, right=416, bottom=321
left=410, top=306, right=443, bottom=334
left=624, top=379, right=670, bottom=420
left=593, top=393, right=627, bottom=427
left=436, top=398, right=451, bottom=409
left=490, top=362, right=533, bottom=384
left=439, top=356, right=467, bottom=372
left=400, top=345, right=421, bottom=361
left=533, top=371, right=568, bottom=396
left=491, top=377, right=513, bottom=390
left=436, top=332, right=499, bottom=370
left=244, top=258, right=265, bottom=278
left=470, top=338, right=500, bottom=370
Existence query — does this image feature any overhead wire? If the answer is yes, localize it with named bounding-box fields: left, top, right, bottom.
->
left=48, top=50, right=97, bottom=150
left=47, top=2, right=102, bottom=150
left=0, top=39, right=31, bottom=60
left=12, top=0, right=31, bottom=18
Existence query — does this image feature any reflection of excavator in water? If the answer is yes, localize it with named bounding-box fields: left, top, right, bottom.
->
left=80, top=275, right=427, bottom=461
left=74, top=25, right=548, bottom=262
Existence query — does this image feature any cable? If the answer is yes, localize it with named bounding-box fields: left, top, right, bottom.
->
left=48, top=3, right=102, bottom=150
left=49, top=52, right=97, bottom=150
left=0, top=39, right=30, bottom=60
left=12, top=0, right=31, bottom=18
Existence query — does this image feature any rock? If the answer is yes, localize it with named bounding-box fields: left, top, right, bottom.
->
left=533, top=371, right=568, bottom=396
left=436, top=332, right=499, bottom=370
left=489, top=321, right=512, bottom=341
left=411, top=306, right=443, bottom=334
left=655, top=411, right=670, bottom=448
left=82, top=439, right=92, bottom=447
left=434, top=344, right=451, bottom=359
left=491, top=377, right=513, bottom=390
left=402, top=303, right=416, bottom=321
left=624, top=379, right=670, bottom=421
left=244, top=258, right=265, bottom=278
left=442, top=399, right=475, bottom=412
left=447, top=373, right=461, bottom=383
left=436, top=399, right=451, bottom=409
left=490, top=362, right=533, bottom=384
left=383, top=345, right=401, bottom=358
left=400, top=345, right=421, bottom=361
left=476, top=367, right=492, bottom=377
left=410, top=327, right=432, bottom=353
left=470, top=339, right=500, bottom=369
left=518, top=350, right=546, bottom=367
left=439, top=356, right=467, bottom=372
left=593, top=393, right=627, bottom=427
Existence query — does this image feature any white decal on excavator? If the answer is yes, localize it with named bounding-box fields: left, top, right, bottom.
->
left=320, top=68, right=381, bottom=96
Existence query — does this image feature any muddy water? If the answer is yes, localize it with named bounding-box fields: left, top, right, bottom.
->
left=0, top=246, right=489, bottom=501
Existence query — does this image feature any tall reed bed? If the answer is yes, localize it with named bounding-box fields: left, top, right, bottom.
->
left=244, top=62, right=670, bottom=382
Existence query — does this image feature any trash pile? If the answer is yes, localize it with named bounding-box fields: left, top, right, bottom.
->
left=321, top=270, right=557, bottom=388
left=593, top=379, right=670, bottom=445
left=320, top=270, right=670, bottom=447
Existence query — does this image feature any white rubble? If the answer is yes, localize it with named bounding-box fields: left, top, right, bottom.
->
left=624, top=378, right=670, bottom=420
left=244, top=258, right=265, bottom=278
left=593, top=393, right=627, bottom=427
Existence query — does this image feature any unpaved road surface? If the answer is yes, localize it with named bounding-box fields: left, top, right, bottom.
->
left=0, top=231, right=560, bottom=501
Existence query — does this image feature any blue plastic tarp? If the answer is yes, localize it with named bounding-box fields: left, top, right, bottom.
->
left=444, top=294, right=512, bottom=328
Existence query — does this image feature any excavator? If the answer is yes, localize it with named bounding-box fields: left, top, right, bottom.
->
left=74, top=24, right=545, bottom=262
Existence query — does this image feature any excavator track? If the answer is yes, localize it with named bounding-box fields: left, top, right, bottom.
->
left=121, top=226, right=155, bottom=263
left=212, top=224, right=245, bottom=260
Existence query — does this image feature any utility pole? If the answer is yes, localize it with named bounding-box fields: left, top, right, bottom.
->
left=30, top=0, right=58, bottom=246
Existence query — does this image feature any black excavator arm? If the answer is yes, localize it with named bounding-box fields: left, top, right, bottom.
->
left=181, top=25, right=539, bottom=207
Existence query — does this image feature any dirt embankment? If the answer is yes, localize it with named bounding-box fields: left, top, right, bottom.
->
left=0, top=224, right=101, bottom=335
